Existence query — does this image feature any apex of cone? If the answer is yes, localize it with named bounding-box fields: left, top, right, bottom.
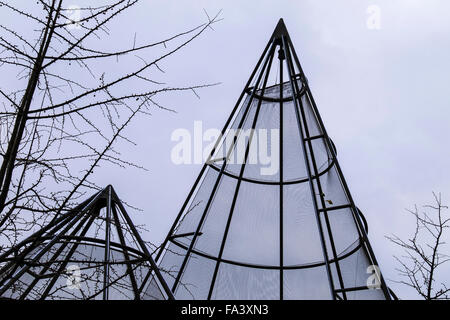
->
left=272, top=18, right=289, bottom=39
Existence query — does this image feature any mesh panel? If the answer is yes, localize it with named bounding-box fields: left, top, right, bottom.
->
left=283, top=267, right=332, bottom=300
left=301, top=93, right=322, bottom=137
left=158, top=244, right=186, bottom=290
left=321, top=208, right=360, bottom=256
left=338, top=246, right=374, bottom=289
left=176, top=253, right=216, bottom=300
left=242, top=97, right=280, bottom=182
left=283, top=183, right=323, bottom=265
left=211, top=263, right=279, bottom=300
left=141, top=277, right=165, bottom=300
left=173, top=169, right=220, bottom=246
left=222, top=182, right=279, bottom=265
left=282, top=99, right=308, bottom=181
left=315, top=165, right=350, bottom=208
left=212, top=94, right=258, bottom=170
left=195, top=174, right=238, bottom=256
left=346, top=288, right=386, bottom=300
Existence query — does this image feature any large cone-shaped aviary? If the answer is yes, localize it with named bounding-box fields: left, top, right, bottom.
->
left=157, top=19, right=392, bottom=300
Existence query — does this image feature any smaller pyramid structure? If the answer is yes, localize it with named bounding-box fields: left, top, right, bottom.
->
left=0, top=185, right=173, bottom=300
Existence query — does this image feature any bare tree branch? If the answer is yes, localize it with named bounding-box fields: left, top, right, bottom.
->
left=387, top=192, right=449, bottom=299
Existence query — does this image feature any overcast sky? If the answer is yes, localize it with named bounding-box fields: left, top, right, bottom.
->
left=3, top=0, right=450, bottom=299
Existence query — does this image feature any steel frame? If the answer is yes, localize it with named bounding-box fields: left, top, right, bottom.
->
left=0, top=185, right=174, bottom=300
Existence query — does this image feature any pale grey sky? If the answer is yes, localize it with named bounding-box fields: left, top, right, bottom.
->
left=2, top=0, right=450, bottom=299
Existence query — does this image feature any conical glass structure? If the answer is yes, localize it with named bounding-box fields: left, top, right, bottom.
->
left=0, top=185, right=173, bottom=300
left=156, top=19, right=392, bottom=300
